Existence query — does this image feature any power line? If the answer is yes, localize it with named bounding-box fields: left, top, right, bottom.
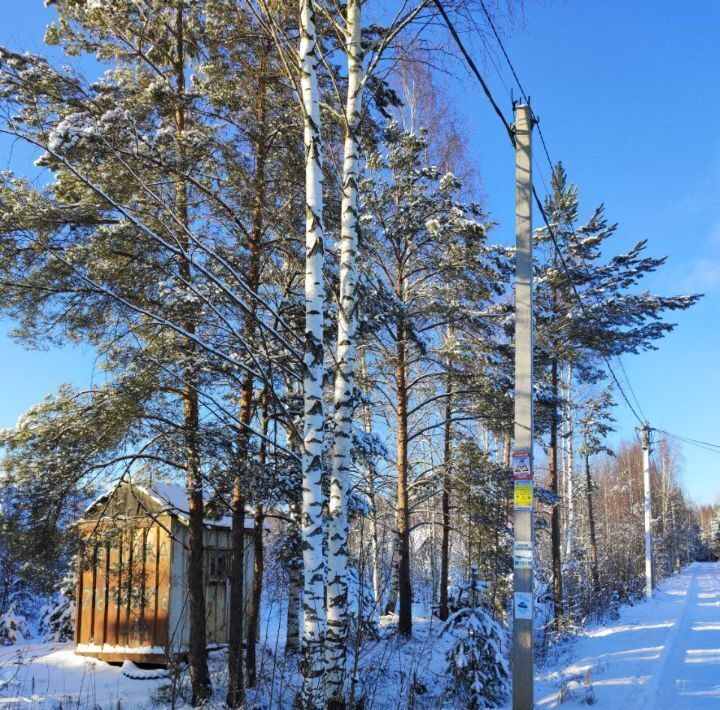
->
left=478, top=0, right=554, bottom=171
left=531, top=185, right=645, bottom=425
left=616, top=356, right=648, bottom=423
left=652, top=428, right=720, bottom=454
left=472, top=9, right=552, bottom=199
left=434, top=0, right=650, bottom=425
left=431, top=0, right=515, bottom=144
left=478, top=6, right=651, bottom=423
left=483, top=40, right=514, bottom=101
left=479, top=0, right=529, bottom=102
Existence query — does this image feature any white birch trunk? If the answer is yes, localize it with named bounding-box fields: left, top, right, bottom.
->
left=384, top=534, right=400, bottom=615
left=326, top=1, right=363, bottom=701
left=299, top=0, right=327, bottom=702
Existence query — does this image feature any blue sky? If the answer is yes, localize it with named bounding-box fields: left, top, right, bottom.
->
left=0, top=3, right=103, bottom=431
left=446, top=0, right=720, bottom=503
left=0, top=1, right=718, bottom=502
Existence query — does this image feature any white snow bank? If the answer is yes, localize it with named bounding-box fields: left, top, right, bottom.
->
left=76, top=643, right=167, bottom=654
left=121, top=660, right=171, bottom=680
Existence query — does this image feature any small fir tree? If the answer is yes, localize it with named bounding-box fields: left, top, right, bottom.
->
left=442, top=565, right=510, bottom=709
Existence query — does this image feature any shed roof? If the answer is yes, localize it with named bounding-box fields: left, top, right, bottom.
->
left=82, top=479, right=254, bottom=530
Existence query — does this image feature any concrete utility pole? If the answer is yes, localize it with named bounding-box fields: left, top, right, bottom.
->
left=512, top=103, right=534, bottom=710
left=641, top=423, right=653, bottom=599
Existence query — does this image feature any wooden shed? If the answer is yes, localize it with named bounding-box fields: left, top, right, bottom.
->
left=74, top=480, right=254, bottom=664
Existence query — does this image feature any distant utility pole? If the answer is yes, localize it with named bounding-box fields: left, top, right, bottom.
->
left=641, top=423, right=653, bottom=598
left=512, top=103, right=535, bottom=710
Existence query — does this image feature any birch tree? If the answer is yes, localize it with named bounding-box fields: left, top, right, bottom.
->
left=322, top=0, right=430, bottom=697
left=325, top=0, right=363, bottom=699
left=297, top=0, right=328, bottom=702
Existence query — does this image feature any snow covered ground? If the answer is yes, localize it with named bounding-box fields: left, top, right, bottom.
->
left=0, top=642, right=174, bottom=707
left=2, top=563, right=719, bottom=708
left=0, top=617, right=452, bottom=709
left=534, top=561, right=720, bottom=708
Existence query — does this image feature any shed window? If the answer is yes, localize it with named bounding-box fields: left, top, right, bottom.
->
left=209, top=550, right=229, bottom=582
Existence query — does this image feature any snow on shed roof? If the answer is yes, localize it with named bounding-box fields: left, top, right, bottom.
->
left=84, top=479, right=254, bottom=530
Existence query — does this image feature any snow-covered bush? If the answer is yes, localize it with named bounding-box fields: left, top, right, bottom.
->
left=0, top=603, right=30, bottom=645
left=39, top=594, right=75, bottom=642
left=442, top=566, right=509, bottom=708
left=38, top=563, right=76, bottom=642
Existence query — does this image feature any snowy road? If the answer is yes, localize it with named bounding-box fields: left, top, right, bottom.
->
left=536, top=562, right=720, bottom=708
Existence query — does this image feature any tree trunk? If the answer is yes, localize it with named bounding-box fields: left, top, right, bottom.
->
left=227, top=482, right=246, bottom=707
left=326, top=3, right=363, bottom=703
left=670, top=498, right=679, bottom=571
left=564, top=365, right=575, bottom=559
left=429, top=502, right=437, bottom=606
left=359, top=352, right=381, bottom=607
left=384, top=535, right=400, bottom=615
left=246, top=396, right=269, bottom=687
left=299, top=0, right=327, bottom=702
left=184, top=387, right=211, bottom=705
left=395, top=322, right=412, bottom=637
left=173, top=4, right=211, bottom=702
left=230, top=42, right=272, bottom=697
left=227, top=40, right=271, bottom=706
left=370, top=496, right=380, bottom=606
left=584, top=448, right=601, bottom=601
left=285, top=493, right=303, bottom=654
left=549, top=358, right=564, bottom=628
left=438, top=370, right=452, bottom=621
left=243, top=503, right=264, bottom=686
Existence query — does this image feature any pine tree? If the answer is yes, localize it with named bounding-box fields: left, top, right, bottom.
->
left=534, top=163, right=701, bottom=626
left=360, top=125, right=502, bottom=636
left=0, top=2, right=305, bottom=698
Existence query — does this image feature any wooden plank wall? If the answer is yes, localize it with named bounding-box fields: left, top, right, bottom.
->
left=76, top=513, right=253, bottom=657
left=76, top=522, right=171, bottom=651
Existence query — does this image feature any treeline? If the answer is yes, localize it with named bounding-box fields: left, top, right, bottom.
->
left=0, top=1, right=702, bottom=708
left=535, top=437, right=699, bottom=635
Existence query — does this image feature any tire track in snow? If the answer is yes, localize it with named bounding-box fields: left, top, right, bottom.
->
left=642, top=563, right=697, bottom=707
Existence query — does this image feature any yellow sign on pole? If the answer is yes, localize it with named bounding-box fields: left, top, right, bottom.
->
left=514, top=482, right=533, bottom=509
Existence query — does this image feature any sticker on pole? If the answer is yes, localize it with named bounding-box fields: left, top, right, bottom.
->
left=513, top=541, right=532, bottom=569
left=512, top=451, right=532, bottom=480
left=514, top=482, right=533, bottom=509
left=514, top=592, right=533, bottom=620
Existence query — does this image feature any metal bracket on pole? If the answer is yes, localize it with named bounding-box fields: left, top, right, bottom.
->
left=512, top=104, right=534, bottom=710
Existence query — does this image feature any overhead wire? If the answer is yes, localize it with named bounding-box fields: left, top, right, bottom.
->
left=616, top=357, right=648, bottom=423
left=477, top=0, right=555, bottom=172
left=471, top=6, right=553, bottom=198
left=480, top=7, right=649, bottom=424
left=430, top=0, right=515, bottom=144
left=652, top=429, right=720, bottom=454
left=434, top=0, right=649, bottom=426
